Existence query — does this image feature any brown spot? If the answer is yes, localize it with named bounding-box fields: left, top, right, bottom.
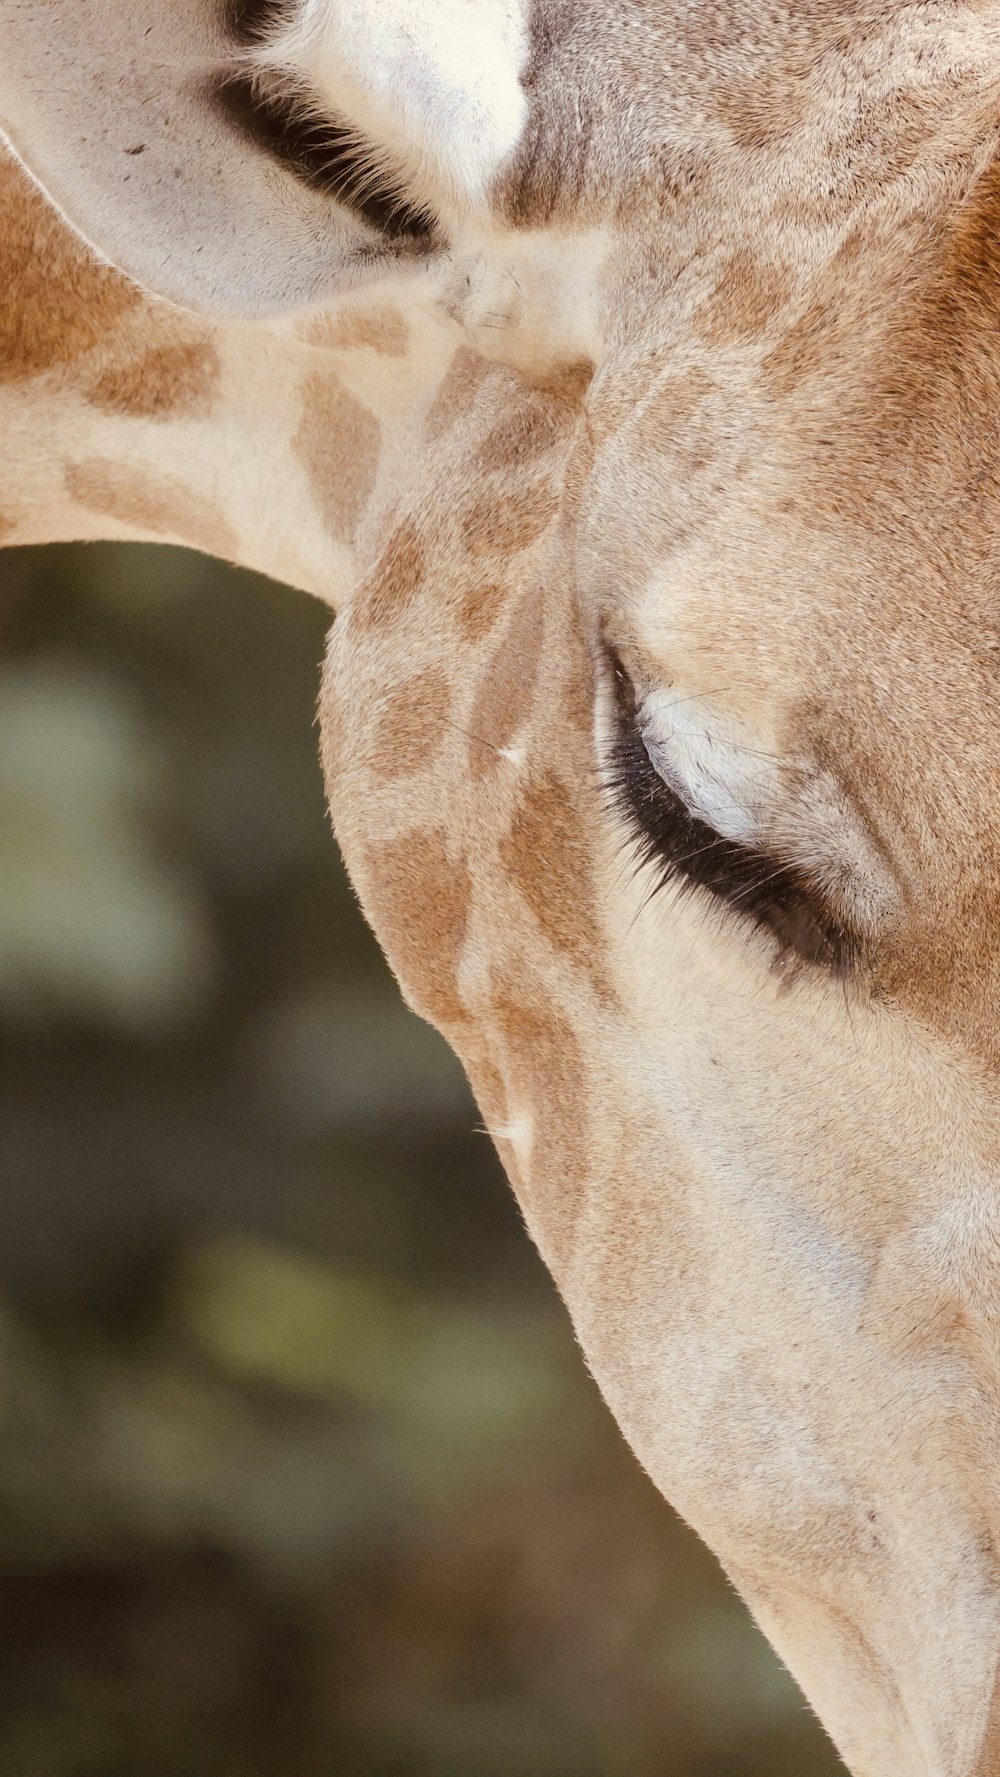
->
left=763, top=300, right=850, bottom=398
left=425, top=346, right=491, bottom=443
left=640, top=367, right=716, bottom=462
left=0, top=512, right=17, bottom=543
left=877, top=148, right=1000, bottom=436
left=562, top=627, right=596, bottom=737
left=529, top=359, right=594, bottom=403
left=466, top=1050, right=508, bottom=1136
left=65, top=458, right=237, bottom=558
left=971, top=1642, right=1000, bottom=1774
left=467, top=590, right=544, bottom=777
left=302, top=300, right=408, bottom=356
left=833, top=225, right=866, bottom=270
left=0, top=154, right=139, bottom=383
left=456, top=576, right=509, bottom=642
left=86, top=340, right=219, bottom=420
left=359, top=829, right=470, bottom=1031
left=351, top=520, right=426, bottom=635
left=587, top=347, right=673, bottom=445
left=293, top=369, right=380, bottom=541
left=473, top=360, right=592, bottom=472
left=501, top=56, right=613, bottom=229
left=489, top=990, right=588, bottom=1270
left=700, top=250, right=792, bottom=345
left=499, top=767, right=607, bottom=983
left=462, top=482, right=559, bottom=559
left=368, top=668, right=451, bottom=779
left=717, top=70, right=810, bottom=153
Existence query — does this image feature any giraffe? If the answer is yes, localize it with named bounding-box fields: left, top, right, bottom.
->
left=6, top=0, right=1000, bottom=1770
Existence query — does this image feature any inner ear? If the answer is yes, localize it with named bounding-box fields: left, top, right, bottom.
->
left=0, top=0, right=439, bottom=317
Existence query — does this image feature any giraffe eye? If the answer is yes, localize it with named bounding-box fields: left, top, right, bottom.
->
left=603, top=649, right=853, bottom=973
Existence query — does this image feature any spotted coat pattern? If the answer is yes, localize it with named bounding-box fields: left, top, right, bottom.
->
left=9, top=6, right=1000, bottom=1770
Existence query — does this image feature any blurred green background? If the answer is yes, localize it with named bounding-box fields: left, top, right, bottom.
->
left=0, top=540, right=845, bottom=1777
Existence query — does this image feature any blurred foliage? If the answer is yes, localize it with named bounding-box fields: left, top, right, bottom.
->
left=0, top=540, right=846, bottom=1776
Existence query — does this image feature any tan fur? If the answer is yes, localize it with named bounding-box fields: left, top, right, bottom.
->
left=10, top=5, right=1000, bottom=1769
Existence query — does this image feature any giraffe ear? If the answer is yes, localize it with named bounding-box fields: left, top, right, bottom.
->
left=0, top=0, right=447, bottom=318
left=250, top=0, right=530, bottom=222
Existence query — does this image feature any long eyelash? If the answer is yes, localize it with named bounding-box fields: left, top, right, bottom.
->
left=605, top=691, right=855, bottom=975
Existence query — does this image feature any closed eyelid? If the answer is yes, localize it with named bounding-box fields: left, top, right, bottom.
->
left=602, top=650, right=856, bottom=974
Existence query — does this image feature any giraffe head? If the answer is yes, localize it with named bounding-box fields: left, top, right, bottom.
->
left=7, top=3, right=1000, bottom=1771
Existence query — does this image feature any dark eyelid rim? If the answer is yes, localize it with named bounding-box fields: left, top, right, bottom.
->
left=602, top=647, right=855, bottom=974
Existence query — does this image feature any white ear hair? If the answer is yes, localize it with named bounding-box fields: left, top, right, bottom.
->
left=253, top=0, right=529, bottom=217
left=0, top=0, right=437, bottom=316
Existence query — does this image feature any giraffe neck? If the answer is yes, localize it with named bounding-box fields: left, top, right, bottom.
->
left=0, top=151, right=481, bottom=607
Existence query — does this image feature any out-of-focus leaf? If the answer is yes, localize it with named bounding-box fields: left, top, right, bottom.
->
left=0, top=659, right=215, bottom=1028
left=177, top=1238, right=415, bottom=1402
left=176, top=1237, right=566, bottom=1454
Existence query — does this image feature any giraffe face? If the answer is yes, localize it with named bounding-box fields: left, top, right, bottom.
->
left=322, top=357, right=1000, bottom=1771
left=317, top=14, right=1000, bottom=1764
